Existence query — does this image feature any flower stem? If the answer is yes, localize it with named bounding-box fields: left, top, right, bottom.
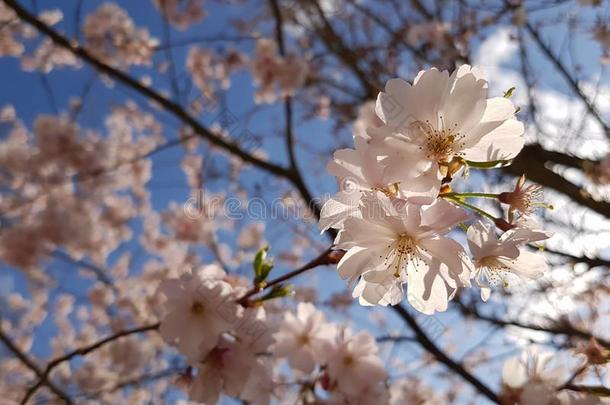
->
left=440, top=192, right=500, bottom=199
left=442, top=195, right=497, bottom=221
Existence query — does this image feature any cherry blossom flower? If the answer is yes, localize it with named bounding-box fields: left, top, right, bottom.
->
left=467, top=220, right=551, bottom=301
left=406, top=21, right=450, bottom=48
left=320, top=134, right=438, bottom=233
left=237, top=222, right=266, bottom=249
left=328, top=381, right=391, bottom=405
left=21, top=38, right=81, bottom=73
left=0, top=2, right=574, bottom=403
left=188, top=308, right=274, bottom=404
left=390, top=378, right=446, bottom=405
left=336, top=195, right=472, bottom=313
left=353, top=101, right=384, bottom=140
left=277, top=53, right=309, bottom=97
left=158, top=268, right=239, bottom=363
left=162, top=198, right=222, bottom=244
left=153, top=0, right=205, bottom=30
left=187, top=47, right=234, bottom=97
left=501, top=350, right=602, bottom=405
left=0, top=226, right=47, bottom=269
left=189, top=333, right=274, bottom=404
left=250, top=38, right=308, bottom=103
left=181, top=153, right=203, bottom=189
left=272, top=302, right=334, bottom=373
left=499, top=175, right=549, bottom=219
left=251, top=38, right=283, bottom=104
left=83, top=3, right=158, bottom=68
left=319, top=136, right=398, bottom=233
left=0, top=3, right=37, bottom=57
left=239, top=358, right=277, bottom=405
left=375, top=65, right=525, bottom=182
left=104, top=336, right=153, bottom=378
left=324, top=328, right=387, bottom=398
left=17, top=11, right=80, bottom=72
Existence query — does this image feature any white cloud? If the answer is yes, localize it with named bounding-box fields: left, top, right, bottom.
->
left=475, top=28, right=527, bottom=103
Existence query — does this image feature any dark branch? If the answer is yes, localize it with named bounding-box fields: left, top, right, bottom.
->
left=457, top=301, right=610, bottom=348
left=508, top=146, right=610, bottom=219
left=20, top=323, right=159, bottom=404
left=524, top=21, right=609, bottom=138
left=0, top=327, right=74, bottom=404
left=2, top=0, right=291, bottom=179
left=391, top=304, right=502, bottom=404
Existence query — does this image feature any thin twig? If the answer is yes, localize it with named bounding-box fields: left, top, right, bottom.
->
left=457, top=300, right=610, bottom=347
left=237, top=247, right=335, bottom=305
left=522, top=19, right=609, bottom=137
left=0, top=327, right=74, bottom=404
left=20, top=323, right=159, bottom=404
left=2, top=0, right=291, bottom=179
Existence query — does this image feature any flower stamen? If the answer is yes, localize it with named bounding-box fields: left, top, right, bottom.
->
left=478, top=257, right=512, bottom=288
left=414, top=117, right=466, bottom=162
left=372, top=182, right=400, bottom=198
left=381, top=233, right=421, bottom=278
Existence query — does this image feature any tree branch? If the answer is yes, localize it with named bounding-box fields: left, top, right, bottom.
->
left=2, top=0, right=291, bottom=179
left=300, top=0, right=379, bottom=98
left=20, top=323, right=159, bottom=404
left=523, top=21, right=608, bottom=138
left=544, top=246, right=610, bottom=270
left=508, top=146, right=610, bottom=219
left=562, top=384, right=610, bottom=397
left=457, top=301, right=610, bottom=347
left=391, top=304, right=502, bottom=404
left=0, top=327, right=74, bottom=404
left=237, top=247, right=338, bottom=305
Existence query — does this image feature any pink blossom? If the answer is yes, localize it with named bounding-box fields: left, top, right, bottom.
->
left=158, top=268, right=239, bottom=363
left=376, top=66, right=524, bottom=174
left=499, top=175, right=548, bottom=218
left=153, top=0, right=205, bottom=30
left=467, top=220, right=551, bottom=301
left=324, top=328, right=387, bottom=398
left=336, top=196, right=472, bottom=313
left=272, top=302, right=335, bottom=373
left=83, top=3, right=158, bottom=68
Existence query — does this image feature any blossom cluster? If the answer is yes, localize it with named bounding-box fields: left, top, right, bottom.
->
left=153, top=0, right=205, bottom=30
left=251, top=38, right=309, bottom=104
left=321, top=65, right=552, bottom=313
left=501, top=350, right=604, bottom=405
left=157, top=266, right=389, bottom=404
left=187, top=47, right=246, bottom=99
left=185, top=38, right=308, bottom=107
left=83, top=3, right=158, bottom=68
left=406, top=21, right=450, bottom=49
left=0, top=105, right=160, bottom=273
left=0, top=2, right=36, bottom=57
